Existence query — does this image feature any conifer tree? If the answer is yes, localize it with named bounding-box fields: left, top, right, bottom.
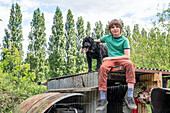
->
left=48, top=7, right=65, bottom=78
left=64, top=9, right=77, bottom=75
left=86, top=21, right=91, bottom=36
left=2, top=29, right=10, bottom=50
left=93, top=21, right=104, bottom=39
left=104, top=21, right=109, bottom=35
left=26, top=8, right=46, bottom=81
left=2, top=3, right=23, bottom=60
left=76, top=16, right=86, bottom=72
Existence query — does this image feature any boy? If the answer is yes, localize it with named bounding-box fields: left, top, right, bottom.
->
left=95, top=19, right=137, bottom=111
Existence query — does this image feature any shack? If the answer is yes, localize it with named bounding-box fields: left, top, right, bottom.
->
left=14, top=67, right=170, bottom=113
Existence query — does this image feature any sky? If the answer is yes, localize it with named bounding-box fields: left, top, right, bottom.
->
left=0, top=0, right=169, bottom=58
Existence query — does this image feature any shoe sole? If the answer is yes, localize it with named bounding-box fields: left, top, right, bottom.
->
left=96, top=101, right=108, bottom=111
left=124, top=90, right=137, bottom=110
left=124, top=98, right=137, bottom=110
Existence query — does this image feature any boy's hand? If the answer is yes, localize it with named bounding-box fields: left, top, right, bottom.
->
left=103, top=57, right=110, bottom=62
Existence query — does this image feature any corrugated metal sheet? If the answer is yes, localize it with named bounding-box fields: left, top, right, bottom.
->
left=47, top=72, right=98, bottom=90
left=14, top=93, right=84, bottom=113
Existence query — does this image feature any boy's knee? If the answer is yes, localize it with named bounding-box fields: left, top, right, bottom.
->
left=99, top=65, right=107, bottom=71
left=128, top=61, right=135, bottom=67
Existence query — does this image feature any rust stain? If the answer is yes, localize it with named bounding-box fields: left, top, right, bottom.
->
left=14, top=93, right=56, bottom=113
left=14, top=93, right=84, bottom=113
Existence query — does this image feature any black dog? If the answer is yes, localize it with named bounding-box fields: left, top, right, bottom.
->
left=82, top=36, right=108, bottom=72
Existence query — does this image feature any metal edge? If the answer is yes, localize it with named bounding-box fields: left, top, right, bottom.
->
left=41, top=93, right=85, bottom=113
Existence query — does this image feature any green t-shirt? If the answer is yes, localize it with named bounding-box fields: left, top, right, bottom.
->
left=100, top=35, right=130, bottom=57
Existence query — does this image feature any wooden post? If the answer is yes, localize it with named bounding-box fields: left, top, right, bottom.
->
left=154, top=72, right=162, bottom=88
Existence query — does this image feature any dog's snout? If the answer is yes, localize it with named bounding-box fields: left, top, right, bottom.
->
left=84, top=42, right=91, bottom=48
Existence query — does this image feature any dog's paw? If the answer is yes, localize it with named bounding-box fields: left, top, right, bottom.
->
left=88, top=70, right=93, bottom=73
left=95, top=68, right=100, bottom=72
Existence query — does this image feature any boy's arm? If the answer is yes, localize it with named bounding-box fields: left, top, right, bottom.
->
left=103, top=49, right=130, bottom=61
left=94, top=39, right=102, bottom=43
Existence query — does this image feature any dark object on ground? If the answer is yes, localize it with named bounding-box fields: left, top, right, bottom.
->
left=82, top=36, right=108, bottom=72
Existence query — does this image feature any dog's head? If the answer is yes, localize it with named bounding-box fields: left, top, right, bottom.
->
left=82, top=36, right=94, bottom=52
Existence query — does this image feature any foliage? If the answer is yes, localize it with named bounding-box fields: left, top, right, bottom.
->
left=156, top=3, right=170, bottom=32
left=26, top=8, right=46, bottom=81
left=86, top=21, right=91, bottom=36
left=75, top=16, right=87, bottom=73
left=2, top=29, right=10, bottom=60
left=48, top=7, right=65, bottom=78
left=134, top=84, right=152, bottom=113
left=64, top=9, right=77, bottom=75
left=2, top=3, right=23, bottom=61
left=129, top=21, right=169, bottom=70
left=93, top=21, right=104, bottom=39
left=134, top=84, right=151, bottom=104
left=104, top=21, right=109, bottom=35
left=0, top=45, right=46, bottom=113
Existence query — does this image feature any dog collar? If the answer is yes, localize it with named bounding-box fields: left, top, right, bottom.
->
left=89, top=50, right=94, bottom=52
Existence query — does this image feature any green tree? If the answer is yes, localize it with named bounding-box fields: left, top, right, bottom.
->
left=0, top=43, right=45, bottom=113
left=2, top=3, right=23, bottom=60
left=26, top=8, right=46, bottom=81
left=93, top=21, right=104, bottom=39
left=104, top=21, right=109, bottom=35
left=156, top=3, right=170, bottom=32
left=146, top=27, right=169, bottom=70
left=2, top=29, right=10, bottom=49
left=123, top=25, right=131, bottom=37
left=130, top=10, right=169, bottom=71
left=86, top=21, right=91, bottom=36
left=48, top=7, right=65, bottom=78
left=76, top=16, right=87, bottom=72
left=130, top=24, right=143, bottom=67
left=64, top=9, right=77, bottom=75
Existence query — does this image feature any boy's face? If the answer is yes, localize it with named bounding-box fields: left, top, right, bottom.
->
left=110, top=25, right=121, bottom=37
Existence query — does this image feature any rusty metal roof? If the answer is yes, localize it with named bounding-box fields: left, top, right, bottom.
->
left=48, top=67, right=170, bottom=81
left=135, top=67, right=170, bottom=75
left=110, top=66, right=170, bottom=75
left=14, top=92, right=84, bottom=113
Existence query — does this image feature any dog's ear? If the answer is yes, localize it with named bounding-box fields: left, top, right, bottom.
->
left=82, top=37, right=87, bottom=48
left=88, top=36, right=94, bottom=42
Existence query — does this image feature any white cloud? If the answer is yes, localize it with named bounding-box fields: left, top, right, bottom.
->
left=0, top=6, right=10, bottom=45
left=0, top=0, right=12, bottom=4
left=44, top=11, right=54, bottom=40
left=20, top=0, right=39, bottom=11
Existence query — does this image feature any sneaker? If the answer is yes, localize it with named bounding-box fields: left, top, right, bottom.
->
left=96, top=99, right=108, bottom=111
left=124, top=97, right=137, bottom=110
